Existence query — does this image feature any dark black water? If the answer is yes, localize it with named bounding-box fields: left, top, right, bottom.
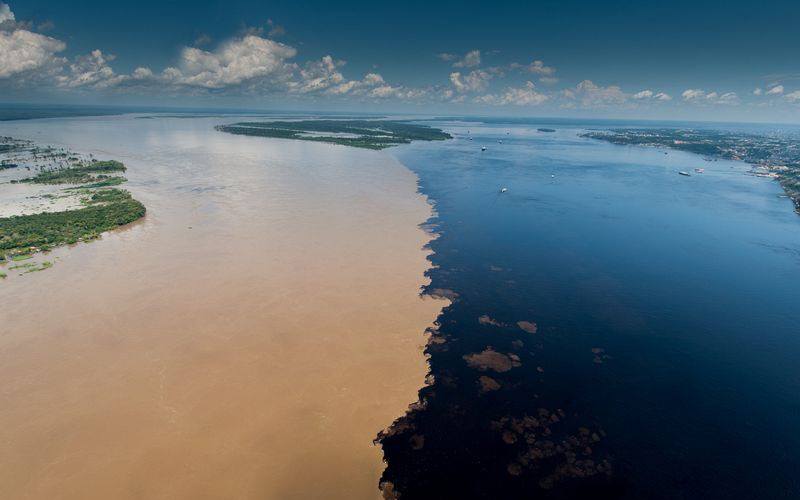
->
left=379, top=121, right=800, bottom=499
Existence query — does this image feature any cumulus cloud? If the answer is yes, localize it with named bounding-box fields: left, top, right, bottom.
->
left=57, top=49, right=123, bottom=89
left=0, top=3, right=67, bottom=82
left=0, top=26, right=66, bottom=79
left=785, top=90, right=800, bottom=103
left=562, top=80, right=627, bottom=107
left=681, top=89, right=706, bottom=101
left=476, top=81, right=548, bottom=106
left=327, top=71, right=385, bottom=95
left=753, top=87, right=763, bottom=96
left=632, top=89, right=671, bottom=101
left=164, top=35, right=297, bottom=90
left=449, top=70, right=492, bottom=93
left=766, top=84, right=784, bottom=95
left=0, top=2, right=13, bottom=24
left=289, top=55, right=344, bottom=93
left=510, top=59, right=555, bottom=76
left=538, top=76, right=559, bottom=85
left=681, top=89, right=739, bottom=104
left=368, top=84, right=426, bottom=100
left=452, top=49, right=481, bottom=68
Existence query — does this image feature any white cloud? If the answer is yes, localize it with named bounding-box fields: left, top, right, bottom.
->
left=476, top=81, right=548, bottom=106
left=538, top=76, right=559, bottom=85
left=753, top=87, right=763, bottom=96
left=363, top=83, right=426, bottom=100
left=766, top=84, right=784, bottom=95
left=0, top=27, right=66, bottom=79
left=165, top=35, right=297, bottom=90
left=632, top=89, right=671, bottom=101
left=437, top=53, right=456, bottom=62
left=57, top=49, right=123, bottom=89
left=0, top=2, right=14, bottom=24
left=452, top=49, right=481, bottom=68
left=681, top=89, right=706, bottom=101
left=563, top=80, right=627, bottom=107
left=716, top=92, right=738, bottom=104
left=449, top=70, right=492, bottom=93
left=510, top=59, right=555, bottom=76
left=131, top=67, right=154, bottom=79
left=785, top=91, right=800, bottom=103
left=327, top=71, right=385, bottom=95
left=681, top=88, right=738, bottom=105
left=289, top=55, right=344, bottom=93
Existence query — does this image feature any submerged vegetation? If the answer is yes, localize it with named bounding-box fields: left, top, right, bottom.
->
left=0, top=137, right=145, bottom=271
left=215, top=119, right=451, bottom=149
left=16, top=160, right=125, bottom=184
left=582, top=128, right=800, bottom=213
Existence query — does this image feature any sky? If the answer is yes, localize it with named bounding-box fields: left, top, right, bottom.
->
left=2, top=0, right=800, bottom=122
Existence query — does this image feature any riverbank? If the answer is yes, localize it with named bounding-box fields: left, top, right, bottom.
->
left=0, top=115, right=445, bottom=499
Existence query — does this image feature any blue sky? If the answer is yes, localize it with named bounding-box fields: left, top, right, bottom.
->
left=2, top=0, right=800, bottom=122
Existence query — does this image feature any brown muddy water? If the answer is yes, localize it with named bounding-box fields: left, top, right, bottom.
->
left=0, top=115, right=444, bottom=499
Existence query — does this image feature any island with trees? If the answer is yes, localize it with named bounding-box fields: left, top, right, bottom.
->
left=215, top=119, right=451, bottom=149
left=0, top=137, right=145, bottom=276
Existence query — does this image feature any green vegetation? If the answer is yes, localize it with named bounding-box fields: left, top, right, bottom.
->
left=8, top=260, right=52, bottom=273
left=1, top=139, right=146, bottom=271
left=215, top=119, right=451, bottom=149
left=16, top=160, right=126, bottom=184
left=0, top=189, right=145, bottom=256
left=65, top=176, right=127, bottom=189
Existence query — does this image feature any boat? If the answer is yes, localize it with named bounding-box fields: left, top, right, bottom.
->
left=481, top=146, right=487, bottom=151
left=500, top=187, right=508, bottom=193
left=694, top=168, right=705, bottom=173
left=678, top=171, right=691, bottom=176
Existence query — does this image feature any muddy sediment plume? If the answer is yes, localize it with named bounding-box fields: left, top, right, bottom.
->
left=0, top=116, right=444, bottom=499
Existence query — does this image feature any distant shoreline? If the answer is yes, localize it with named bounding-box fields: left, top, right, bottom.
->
left=582, top=128, right=800, bottom=214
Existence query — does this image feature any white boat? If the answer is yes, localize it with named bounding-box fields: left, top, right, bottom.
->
left=500, top=187, right=507, bottom=193
left=481, top=146, right=487, bottom=151
left=679, top=171, right=691, bottom=176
